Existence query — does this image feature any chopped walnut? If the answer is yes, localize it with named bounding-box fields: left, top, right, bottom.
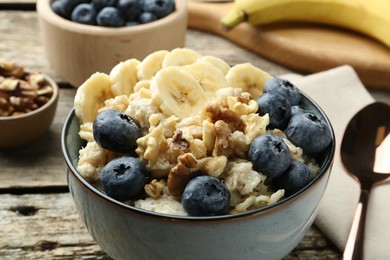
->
left=241, top=113, right=269, bottom=145
left=0, top=59, right=25, bottom=78
left=136, top=124, right=170, bottom=165
left=197, top=155, right=227, bottom=177
left=188, top=138, right=207, bottom=159
left=0, top=78, right=19, bottom=91
left=202, top=120, right=216, bottom=154
left=0, top=97, right=13, bottom=116
left=227, top=96, right=258, bottom=116
left=206, top=103, right=243, bottom=132
left=0, top=60, right=53, bottom=117
left=145, top=179, right=167, bottom=198
left=27, top=72, right=47, bottom=89
left=167, top=153, right=200, bottom=197
left=171, top=130, right=190, bottom=151
left=212, top=120, right=234, bottom=158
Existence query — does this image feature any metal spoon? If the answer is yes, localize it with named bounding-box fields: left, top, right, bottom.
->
left=341, top=102, right=390, bottom=260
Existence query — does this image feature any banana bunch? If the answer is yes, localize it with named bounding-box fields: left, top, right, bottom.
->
left=220, top=0, right=390, bottom=48
left=74, top=48, right=272, bottom=123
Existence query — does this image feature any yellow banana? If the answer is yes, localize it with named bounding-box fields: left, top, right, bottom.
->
left=220, top=0, right=390, bottom=48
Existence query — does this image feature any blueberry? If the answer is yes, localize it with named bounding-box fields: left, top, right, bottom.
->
left=51, top=0, right=69, bottom=18
left=126, top=20, right=140, bottom=26
left=291, top=105, right=309, bottom=116
left=97, top=7, right=126, bottom=27
left=116, top=0, right=142, bottom=20
left=182, top=176, right=230, bottom=216
left=248, top=134, right=291, bottom=178
left=264, top=77, right=301, bottom=105
left=93, top=109, right=141, bottom=153
left=142, top=0, right=175, bottom=19
left=71, top=3, right=97, bottom=25
left=285, top=112, right=332, bottom=154
left=100, top=156, right=148, bottom=201
left=92, top=0, right=118, bottom=12
left=273, top=160, right=311, bottom=197
left=139, top=12, right=157, bottom=23
left=51, top=0, right=87, bottom=19
left=256, top=92, right=292, bottom=130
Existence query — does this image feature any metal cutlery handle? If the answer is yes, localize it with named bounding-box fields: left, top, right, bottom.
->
left=343, top=189, right=370, bottom=260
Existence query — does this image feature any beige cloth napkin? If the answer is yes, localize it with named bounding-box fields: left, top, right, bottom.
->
left=282, top=65, right=390, bottom=259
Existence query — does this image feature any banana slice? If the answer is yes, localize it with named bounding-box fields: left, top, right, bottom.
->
left=162, top=48, right=202, bottom=68
left=226, top=63, right=272, bottom=99
left=181, top=62, right=228, bottom=95
left=198, top=55, right=231, bottom=75
left=150, top=67, right=207, bottom=119
left=109, top=58, right=140, bottom=97
left=74, top=72, right=113, bottom=124
left=137, top=50, right=169, bottom=80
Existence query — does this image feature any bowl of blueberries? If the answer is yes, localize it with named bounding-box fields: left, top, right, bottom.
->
left=36, top=0, right=187, bottom=87
left=61, top=51, right=335, bottom=260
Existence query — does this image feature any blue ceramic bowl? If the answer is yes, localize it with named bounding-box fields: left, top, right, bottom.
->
left=62, top=91, right=335, bottom=260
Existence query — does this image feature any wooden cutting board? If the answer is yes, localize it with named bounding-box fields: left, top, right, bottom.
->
left=187, top=1, right=390, bottom=90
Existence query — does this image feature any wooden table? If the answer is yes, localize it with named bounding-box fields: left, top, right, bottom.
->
left=1, top=4, right=390, bottom=259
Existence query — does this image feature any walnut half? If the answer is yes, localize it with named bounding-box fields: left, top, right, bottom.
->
left=167, top=153, right=200, bottom=197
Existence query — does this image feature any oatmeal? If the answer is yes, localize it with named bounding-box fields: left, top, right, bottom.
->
left=74, top=48, right=331, bottom=216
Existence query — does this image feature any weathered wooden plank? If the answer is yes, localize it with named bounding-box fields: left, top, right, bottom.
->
left=0, top=193, right=110, bottom=259
left=0, top=193, right=341, bottom=259
left=0, top=10, right=62, bottom=80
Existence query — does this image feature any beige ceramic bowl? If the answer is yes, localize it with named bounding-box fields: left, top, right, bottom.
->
left=0, top=75, right=59, bottom=149
left=36, top=0, right=187, bottom=87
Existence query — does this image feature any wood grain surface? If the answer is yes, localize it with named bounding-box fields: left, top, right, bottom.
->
left=187, top=1, right=390, bottom=90
left=0, top=5, right=388, bottom=259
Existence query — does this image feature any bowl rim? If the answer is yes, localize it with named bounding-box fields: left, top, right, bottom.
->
left=61, top=90, right=336, bottom=222
left=36, top=0, right=187, bottom=36
left=0, top=73, right=59, bottom=121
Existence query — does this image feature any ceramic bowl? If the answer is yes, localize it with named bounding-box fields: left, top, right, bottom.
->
left=0, top=74, right=59, bottom=149
left=62, top=90, right=335, bottom=260
left=36, top=0, right=187, bottom=87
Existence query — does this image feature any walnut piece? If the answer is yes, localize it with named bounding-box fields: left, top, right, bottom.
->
left=0, top=60, right=53, bottom=117
left=0, top=97, right=13, bottom=116
left=167, top=153, right=199, bottom=197
left=213, top=120, right=234, bottom=158
left=0, top=59, right=25, bottom=78
left=206, top=103, right=243, bottom=132
left=171, top=130, right=189, bottom=151
left=144, top=179, right=167, bottom=198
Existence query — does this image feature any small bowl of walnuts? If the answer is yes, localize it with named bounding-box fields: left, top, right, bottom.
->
left=0, top=59, right=59, bottom=149
left=36, top=0, right=187, bottom=87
